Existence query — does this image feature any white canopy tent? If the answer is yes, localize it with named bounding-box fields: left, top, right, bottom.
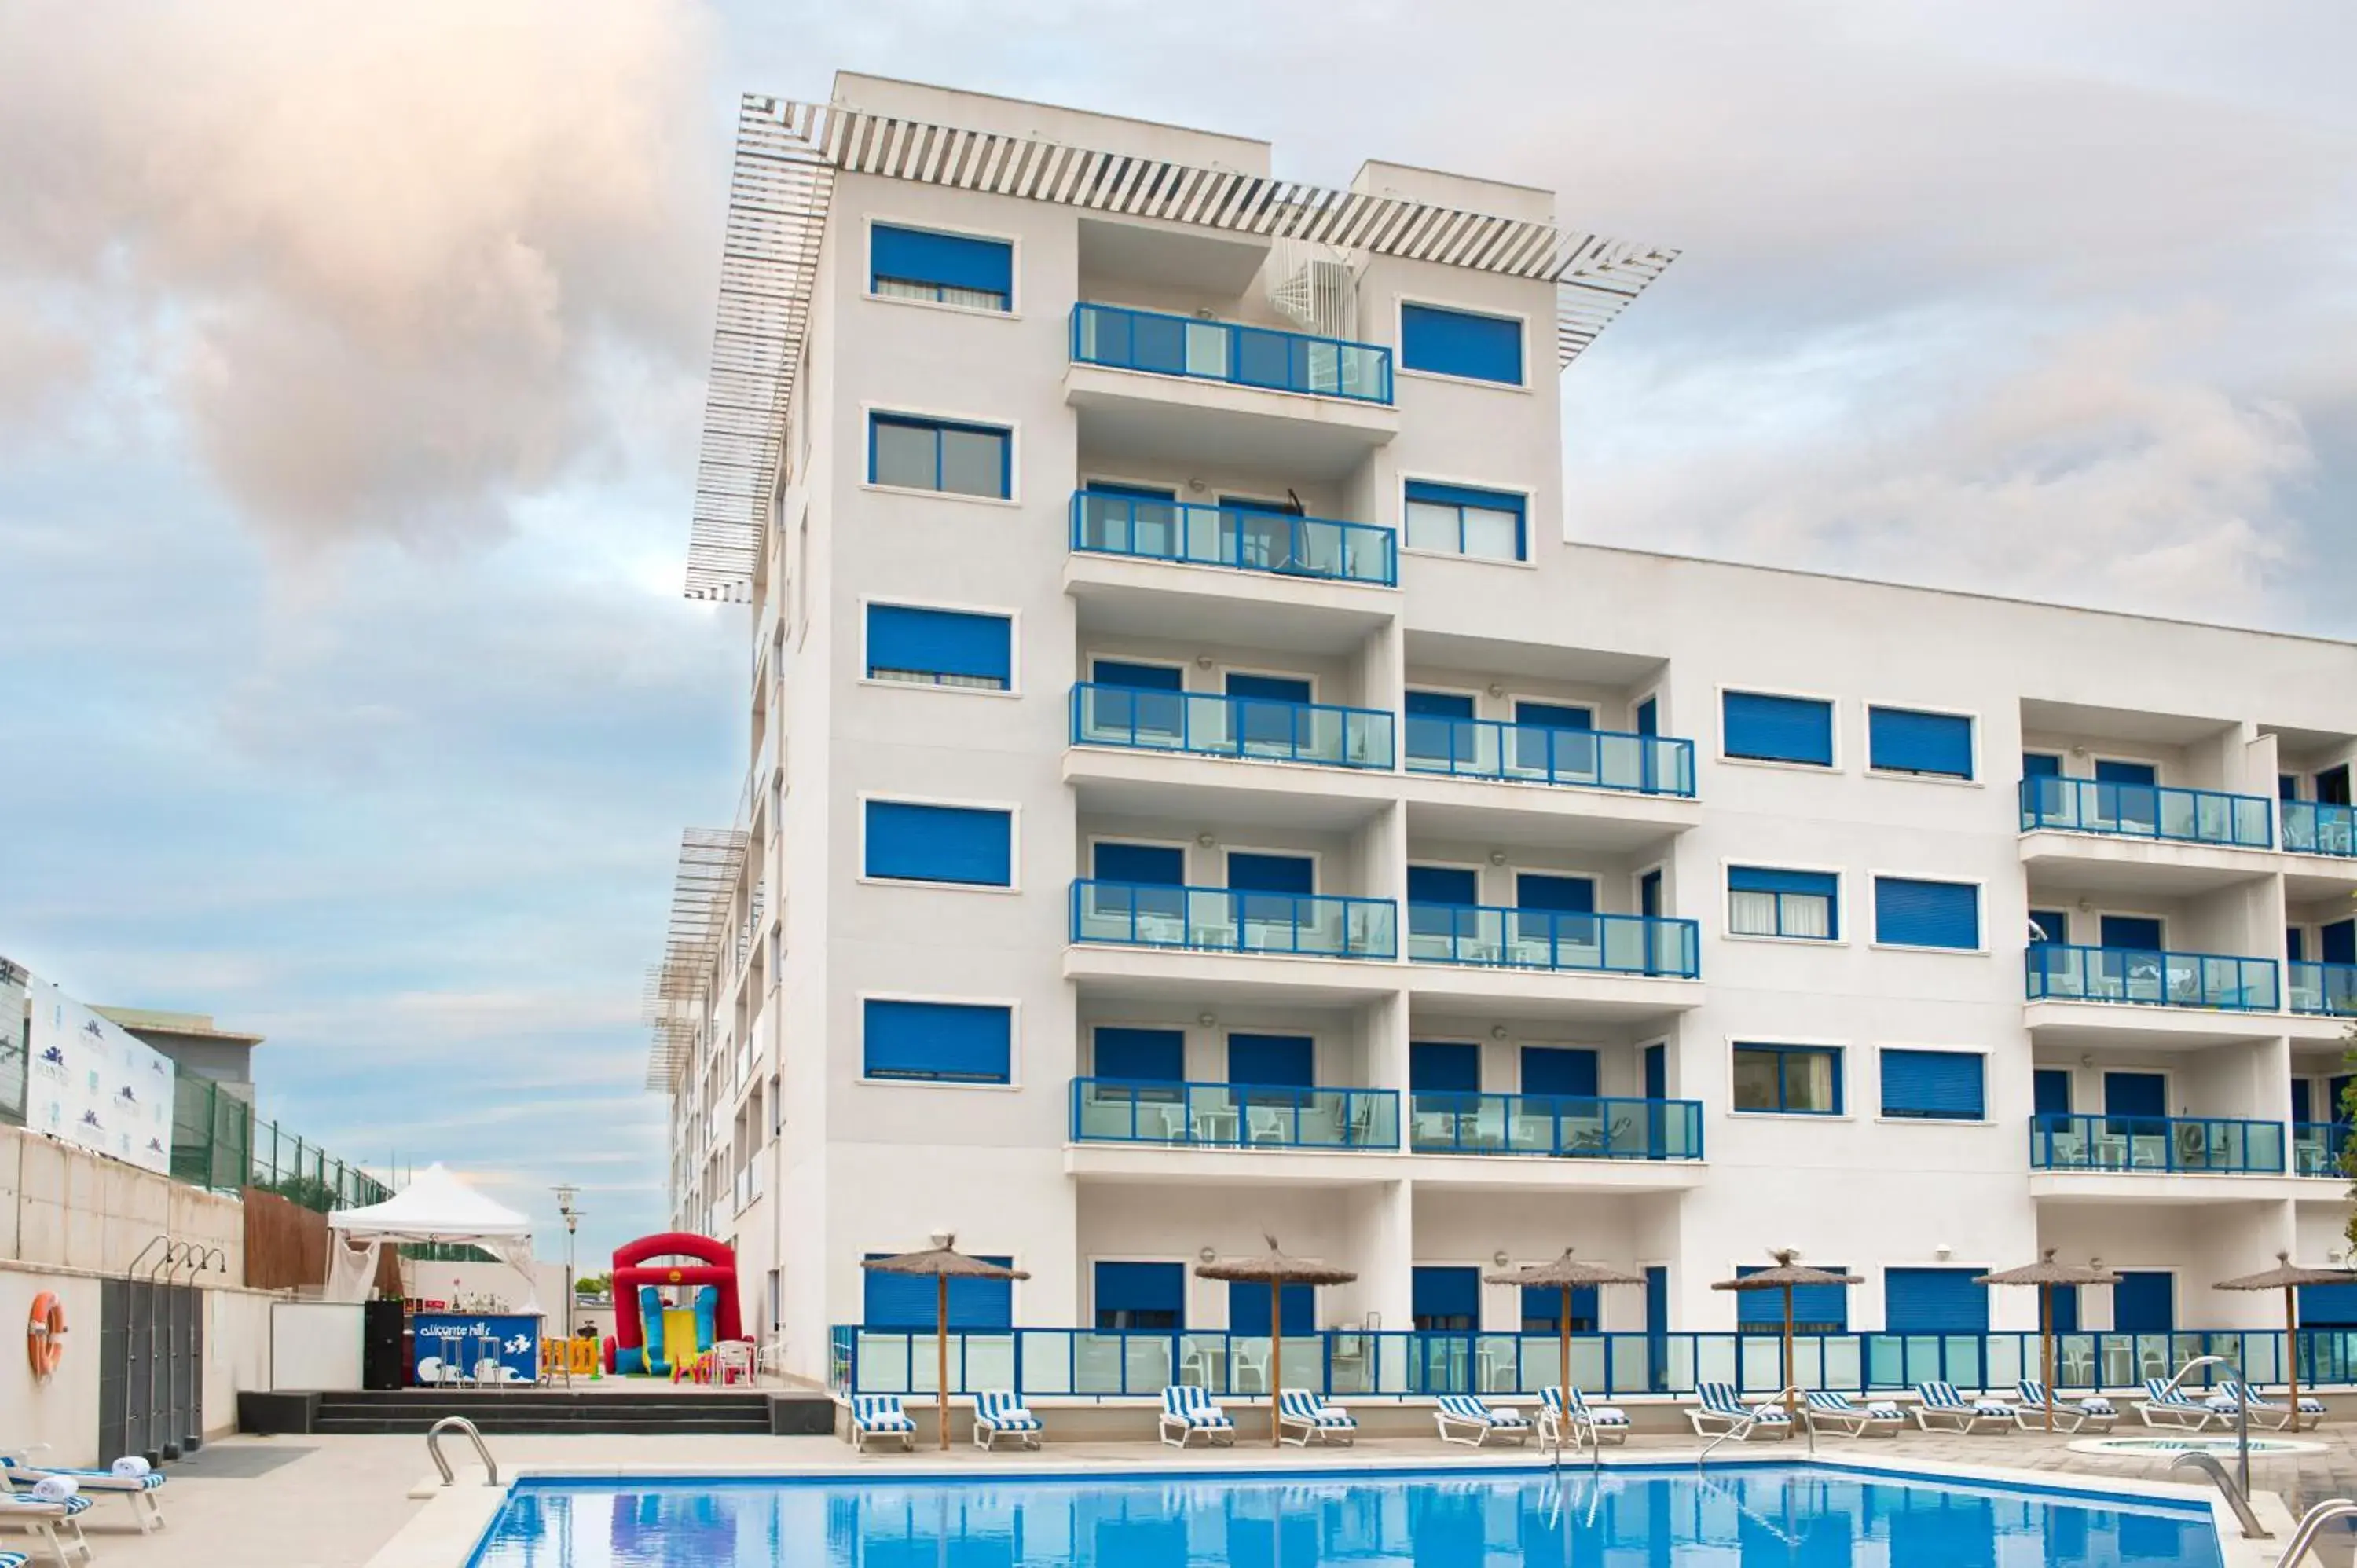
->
left=325, top=1163, right=541, bottom=1311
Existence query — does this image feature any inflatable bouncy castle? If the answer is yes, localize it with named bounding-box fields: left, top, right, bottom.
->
left=603, top=1233, right=744, bottom=1376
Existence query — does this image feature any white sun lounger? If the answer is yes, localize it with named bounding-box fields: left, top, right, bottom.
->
left=970, top=1390, right=1042, bottom=1450
left=1913, top=1383, right=2018, bottom=1434
left=1277, top=1389, right=1357, bottom=1446
left=1435, top=1394, right=1532, bottom=1446
left=2136, top=1378, right=2227, bottom=1431
left=1688, top=1381, right=1793, bottom=1439
left=2014, top=1381, right=2117, bottom=1432
left=849, top=1394, right=918, bottom=1453
left=1159, top=1385, right=1237, bottom=1448
left=2, top=1451, right=166, bottom=1532
left=1802, top=1390, right=1905, bottom=1438
left=1538, top=1387, right=1630, bottom=1447
left=0, top=1489, right=95, bottom=1568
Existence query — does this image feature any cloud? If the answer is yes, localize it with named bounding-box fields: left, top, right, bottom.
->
left=0, top=0, right=714, bottom=552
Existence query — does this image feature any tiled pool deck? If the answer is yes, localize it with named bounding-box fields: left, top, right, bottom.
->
left=43, top=1423, right=2355, bottom=1568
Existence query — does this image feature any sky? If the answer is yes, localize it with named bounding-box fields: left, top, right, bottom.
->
left=1, top=2, right=2352, bottom=1259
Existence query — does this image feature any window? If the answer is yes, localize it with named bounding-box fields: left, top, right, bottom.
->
left=863, top=800, right=1013, bottom=887
left=869, top=413, right=1011, bottom=498
left=1868, top=707, right=1974, bottom=779
left=1403, top=480, right=1525, bottom=562
left=1412, top=1266, right=1480, bottom=1332
left=1737, top=1264, right=1849, bottom=1333
left=866, top=1251, right=1014, bottom=1327
left=1722, top=692, right=1835, bottom=766
left=1873, top=877, right=1981, bottom=950
left=1094, top=1261, right=1184, bottom=1331
left=869, top=223, right=1013, bottom=310
left=1732, top=1043, right=1842, bottom=1115
left=1879, top=1049, right=1986, bottom=1121
left=1883, top=1269, right=1989, bottom=1334
left=1399, top=302, right=1523, bottom=385
left=864, top=603, right=1011, bottom=690
left=1727, top=867, right=1838, bottom=940
left=862, top=999, right=1012, bottom=1083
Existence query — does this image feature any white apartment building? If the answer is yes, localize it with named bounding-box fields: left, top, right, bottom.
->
left=651, top=75, right=2357, bottom=1395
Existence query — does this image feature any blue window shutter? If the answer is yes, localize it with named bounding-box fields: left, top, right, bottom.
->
left=1736, top=1266, right=1849, bottom=1331
left=2111, top=1272, right=2174, bottom=1333
left=2102, top=1072, right=2165, bottom=1117
left=864, top=801, right=1013, bottom=885
left=1412, top=1266, right=1481, bottom=1324
left=1728, top=867, right=1838, bottom=899
left=1405, top=689, right=1477, bottom=717
left=1226, top=1034, right=1314, bottom=1086
left=1224, top=672, right=1313, bottom=705
left=1093, top=1027, right=1184, bottom=1082
left=870, top=225, right=1013, bottom=297
left=862, top=1000, right=1012, bottom=1083
left=1635, top=698, right=1658, bottom=736
left=1226, top=852, right=1314, bottom=893
left=1722, top=692, right=1835, bottom=765
left=2022, top=753, right=2062, bottom=778
left=2299, top=1282, right=2357, bottom=1326
left=1229, top=1280, right=1314, bottom=1335
left=1879, top=1050, right=1985, bottom=1119
left=866, top=1251, right=1014, bottom=1329
left=1873, top=877, right=1979, bottom=949
left=1521, top=1046, right=1598, bottom=1097
left=1403, top=480, right=1526, bottom=518
left=1091, top=659, right=1185, bottom=691
left=1092, top=842, right=1186, bottom=885
left=2099, top=915, right=2165, bottom=952
left=1868, top=709, right=1974, bottom=779
left=2030, top=910, right=2069, bottom=945
left=1094, top=1262, right=1184, bottom=1320
left=2293, top=1079, right=2313, bottom=1123
left=1410, top=1041, right=1480, bottom=1092
left=866, top=604, right=1011, bottom=683
left=1514, top=702, right=1593, bottom=731
left=1516, top=874, right=1595, bottom=914
left=1407, top=866, right=1479, bottom=906
left=1884, top=1269, right=1989, bottom=1333
left=2324, top=921, right=2357, bottom=965
left=1399, top=303, right=1523, bottom=384
left=2033, top=1069, right=2072, bottom=1116
left=1522, top=1284, right=1599, bottom=1328
left=2095, top=760, right=2158, bottom=786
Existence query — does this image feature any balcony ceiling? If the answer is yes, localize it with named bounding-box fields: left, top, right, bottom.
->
left=1067, top=372, right=1395, bottom=480
left=1078, top=216, right=1270, bottom=294
left=2018, top=699, right=2234, bottom=746
left=2020, top=839, right=2275, bottom=895
left=1403, top=631, right=1664, bottom=689
left=1067, top=565, right=1394, bottom=655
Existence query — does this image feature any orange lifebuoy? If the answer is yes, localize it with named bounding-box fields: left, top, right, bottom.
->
left=27, top=1292, right=65, bottom=1381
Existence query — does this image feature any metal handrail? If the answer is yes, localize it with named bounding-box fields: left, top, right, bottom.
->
left=2274, top=1496, right=2357, bottom=1565
left=2170, top=1453, right=2267, bottom=1540
left=426, top=1416, right=498, bottom=1487
left=1699, top=1384, right=1809, bottom=1469
left=2165, top=1354, right=2253, bottom=1500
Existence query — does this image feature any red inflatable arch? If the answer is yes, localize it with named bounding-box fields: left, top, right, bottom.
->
left=607, top=1233, right=743, bottom=1370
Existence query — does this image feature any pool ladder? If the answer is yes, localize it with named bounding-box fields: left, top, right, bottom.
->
left=2276, top=1497, right=2357, bottom=1566
left=427, top=1416, right=499, bottom=1487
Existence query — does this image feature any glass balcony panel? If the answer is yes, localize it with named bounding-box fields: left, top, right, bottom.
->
left=1069, top=685, right=1395, bottom=769
left=2293, top=1123, right=2348, bottom=1176
left=1071, top=302, right=1393, bottom=405
left=2285, top=800, right=2357, bottom=857
left=2025, top=943, right=2278, bottom=1010
left=1069, top=1079, right=1399, bottom=1150
left=1070, top=881, right=1397, bottom=960
left=1403, top=716, right=1696, bottom=797
left=2017, top=777, right=2273, bottom=848
left=1406, top=905, right=1701, bottom=979
left=1406, top=1091, right=1703, bottom=1160
left=2289, top=962, right=2357, bottom=1017
left=1069, top=491, right=1399, bottom=586
left=2028, top=1112, right=2286, bottom=1173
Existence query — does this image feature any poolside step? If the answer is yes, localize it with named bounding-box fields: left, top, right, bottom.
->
left=255, top=1388, right=816, bottom=1438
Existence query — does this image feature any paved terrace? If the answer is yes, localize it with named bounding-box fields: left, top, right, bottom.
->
left=28, top=1423, right=2357, bottom=1568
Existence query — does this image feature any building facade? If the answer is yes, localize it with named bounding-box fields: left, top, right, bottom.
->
left=652, top=75, right=2357, bottom=1390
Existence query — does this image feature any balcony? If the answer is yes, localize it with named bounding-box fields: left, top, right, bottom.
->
left=1070, top=490, right=1397, bottom=588
left=1403, top=717, right=1696, bottom=799
left=1071, top=301, right=1392, bottom=405
left=1069, top=880, right=1398, bottom=961
left=2025, top=943, right=2279, bottom=1012
left=2294, top=1122, right=2348, bottom=1178
left=1409, top=1091, right=1703, bottom=1160
left=2290, top=962, right=2357, bottom=1017
left=2284, top=800, right=2357, bottom=859
left=1069, top=1078, right=1399, bottom=1150
left=2029, top=1112, right=2285, bottom=1174
left=1069, top=683, right=1394, bottom=771
left=1406, top=907, right=1700, bottom=980
left=2018, top=777, right=2273, bottom=849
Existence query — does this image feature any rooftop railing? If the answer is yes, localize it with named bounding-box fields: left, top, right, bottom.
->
left=2025, top=943, right=2281, bottom=1012
left=1069, top=490, right=1397, bottom=587
left=1407, top=1090, right=1703, bottom=1160
left=2289, top=961, right=2357, bottom=1017
left=1071, top=301, right=1393, bottom=405
left=2018, top=777, right=2273, bottom=849
left=2282, top=800, right=2357, bottom=859
left=1404, top=717, right=1696, bottom=798
left=1069, top=880, right=1398, bottom=961
left=830, top=1323, right=2353, bottom=1402
left=1069, top=1078, right=1399, bottom=1150
left=1069, top=683, right=1395, bottom=770
left=2028, top=1112, right=2286, bottom=1174
left=1406, top=905, right=1700, bottom=980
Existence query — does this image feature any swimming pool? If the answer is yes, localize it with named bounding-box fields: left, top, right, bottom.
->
left=2072, top=1434, right=2327, bottom=1457
left=465, top=1464, right=2224, bottom=1567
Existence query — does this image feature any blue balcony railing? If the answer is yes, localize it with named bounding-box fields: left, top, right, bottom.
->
left=2018, top=776, right=2272, bottom=849
left=1069, top=1078, right=1399, bottom=1150
left=2282, top=800, right=2357, bottom=858
left=832, top=1322, right=2357, bottom=1402
left=1408, top=1091, right=1703, bottom=1160
left=1069, top=880, right=1398, bottom=961
left=2029, top=1112, right=2285, bottom=1174
left=1406, top=905, right=1700, bottom=979
left=1072, top=301, right=1393, bottom=404
left=2025, top=943, right=2280, bottom=1011
left=2289, top=961, right=2357, bottom=1017
left=1069, top=683, right=1394, bottom=770
left=1403, top=716, right=1696, bottom=798
left=2294, top=1122, right=2350, bottom=1178
left=1069, top=490, right=1397, bottom=587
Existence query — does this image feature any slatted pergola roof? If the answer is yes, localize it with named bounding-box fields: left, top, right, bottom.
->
left=684, top=93, right=1677, bottom=602
left=642, top=827, right=750, bottom=1090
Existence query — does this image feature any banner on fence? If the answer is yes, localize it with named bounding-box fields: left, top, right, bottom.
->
left=26, top=976, right=177, bottom=1174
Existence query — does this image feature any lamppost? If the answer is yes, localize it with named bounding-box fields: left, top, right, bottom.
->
left=552, top=1185, right=581, bottom=1386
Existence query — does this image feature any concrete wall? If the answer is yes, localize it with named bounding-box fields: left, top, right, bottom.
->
left=0, top=1123, right=243, bottom=1277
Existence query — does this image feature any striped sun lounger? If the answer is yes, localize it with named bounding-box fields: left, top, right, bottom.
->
left=2, top=1453, right=167, bottom=1532
left=970, top=1390, right=1042, bottom=1450
left=1159, top=1385, right=1237, bottom=1448
left=2212, top=1381, right=2322, bottom=1432
left=1913, top=1383, right=2017, bottom=1434
left=2014, top=1381, right=2117, bottom=1432
left=1687, top=1381, right=1793, bottom=1440
left=850, top=1394, right=918, bottom=1453
left=1538, top=1387, right=1630, bottom=1447
left=1277, top=1389, right=1357, bottom=1446
left=1434, top=1394, right=1532, bottom=1447
left=0, top=1489, right=94, bottom=1568
left=2136, top=1379, right=2227, bottom=1431
left=1802, top=1390, right=1905, bottom=1438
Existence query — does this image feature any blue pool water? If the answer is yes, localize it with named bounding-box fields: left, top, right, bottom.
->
left=468, top=1465, right=2223, bottom=1568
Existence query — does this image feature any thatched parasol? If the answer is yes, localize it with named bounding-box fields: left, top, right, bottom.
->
left=860, top=1237, right=1030, bottom=1450
left=1975, top=1250, right=2120, bottom=1430
left=2214, top=1251, right=2357, bottom=1420
left=1711, top=1250, right=1863, bottom=1417
left=1196, top=1235, right=1358, bottom=1447
left=1484, top=1247, right=1644, bottom=1424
